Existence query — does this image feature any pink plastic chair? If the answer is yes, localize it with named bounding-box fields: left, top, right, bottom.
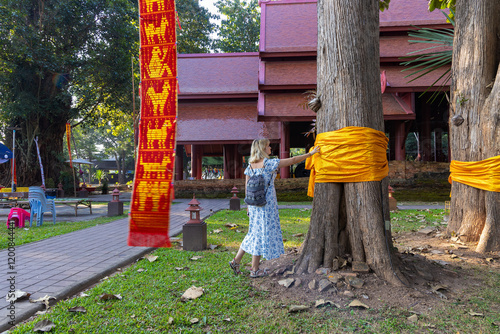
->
left=7, top=208, right=31, bottom=228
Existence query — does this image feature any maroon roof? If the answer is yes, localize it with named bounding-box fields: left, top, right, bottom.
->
left=259, top=0, right=450, bottom=54
left=178, top=53, right=259, bottom=97
left=258, top=92, right=415, bottom=121
left=177, top=102, right=280, bottom=143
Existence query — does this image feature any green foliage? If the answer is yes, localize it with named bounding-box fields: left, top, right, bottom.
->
left=176, top=0, right=217, bottom=53
left=214, top=0, right=260, bottom=52
left=379, top=0, right=391, bottom=11
left=428, top=0, right=456, bottom=18
left=390, top=209, right=446, bottom=233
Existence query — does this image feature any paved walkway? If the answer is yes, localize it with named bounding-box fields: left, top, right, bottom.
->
left=0, top=195, right=441, bottom=332
left=0, top=195, right=229, bottom=332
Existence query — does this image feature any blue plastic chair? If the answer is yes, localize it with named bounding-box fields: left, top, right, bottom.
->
left=28, top=187, right=56, bottom=227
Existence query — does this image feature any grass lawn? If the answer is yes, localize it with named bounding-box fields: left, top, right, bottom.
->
left=9, top=209, right=500, bottom=333
left=0, top=213, right=129, bottom=250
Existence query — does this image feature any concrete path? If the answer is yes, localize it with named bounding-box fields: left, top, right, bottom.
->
left=0, top=194, right=229, bottom=332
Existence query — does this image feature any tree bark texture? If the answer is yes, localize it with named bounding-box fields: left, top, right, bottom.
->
left=295, top=0, right=405, bottom=285
left=448, top=1, right=500, bottom=252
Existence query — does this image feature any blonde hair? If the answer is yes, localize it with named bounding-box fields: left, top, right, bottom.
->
left=249, top=139, right=270, bottom=163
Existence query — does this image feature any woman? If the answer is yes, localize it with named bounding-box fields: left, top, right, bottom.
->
left=229, top=139, right=320, bottom=277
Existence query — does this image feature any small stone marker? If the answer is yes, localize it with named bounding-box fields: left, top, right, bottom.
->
left=345, top=276, right=364, bottom=289
left=278, top=278, right=295, bottom=288
left=318, top=279, right=332, bottom=292
left=331, top=258, right=340, bottom=271
left=343, top=290, right=354, bottom=297
left=352, top=261, right=370, bottom=273
left=327, top=273, right=342, bottom=284
left=315, top=268, right=331, bottom=275
left=418, top=227, right=435, bottom=235
left=308, top=279, right=317, bottom=290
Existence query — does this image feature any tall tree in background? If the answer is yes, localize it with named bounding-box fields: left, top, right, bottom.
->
left=214, top=0, right=260, bottom=52
left=294, top=0, right=405, bottom=285
left=0, top=0, right=138, bottom=186
left=447, top=1, right=500, bottom=252
left=176, top=0, right=217, bottom=53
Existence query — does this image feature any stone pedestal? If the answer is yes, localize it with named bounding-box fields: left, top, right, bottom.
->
left=389, top=196, right=398, bottom=211
left=108, top=201, right=124, bottom=216
left=77, top=189, right=89, bottom=198
left=57, top=189, right=65, bottom=198
left=182, top=222, right=207, bottom=251
left=229, top=197, right=240, bottom=211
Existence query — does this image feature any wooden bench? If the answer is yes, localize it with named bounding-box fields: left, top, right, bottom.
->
left=17, top=199, right=93, bottom=217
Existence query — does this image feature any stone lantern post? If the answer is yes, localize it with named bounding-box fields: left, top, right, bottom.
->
left=182, top=194, right=207, bottom=251
left=108, top=187, right=124, bottom=216
left=229, top=186, right=240, bottom=211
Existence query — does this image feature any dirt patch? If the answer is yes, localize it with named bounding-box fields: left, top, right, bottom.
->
left=244, top=229, right=500, bottom=314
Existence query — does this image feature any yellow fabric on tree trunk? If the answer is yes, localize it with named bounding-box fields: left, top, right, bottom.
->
left=305, top=126, right=389, bottom=197
left=449, top=155, right=500, bottom=192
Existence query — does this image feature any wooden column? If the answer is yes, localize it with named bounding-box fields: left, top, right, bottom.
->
left=279, top=122, right=290, bottom=178
left=223, top=144, right=234, bottom=179
left=394, top=121, right=406, bottom=161
left=234, top=145, right=243, bottom=179
left=191, top=145, right=203, bottom=179
left=421, top=106, right=432, bottom=161
left=175, top=145, right=184, bottom=181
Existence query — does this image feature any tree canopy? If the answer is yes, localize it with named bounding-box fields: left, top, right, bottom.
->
left=176, top=0, right=217, bottom=53
left=0, top=0, right=138, bottom=186
left=213, top=0, right=260, bottom=52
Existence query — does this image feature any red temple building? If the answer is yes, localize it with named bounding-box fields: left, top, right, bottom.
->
left=175, top=0, right=452, bottom=180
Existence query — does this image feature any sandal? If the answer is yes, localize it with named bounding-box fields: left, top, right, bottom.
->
left=250, top=268, right=268, bottom=278
left=229, top=259, right=241, bottom=275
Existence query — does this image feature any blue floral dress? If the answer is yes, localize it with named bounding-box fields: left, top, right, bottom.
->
left=241, top=158, right=284, bottom=260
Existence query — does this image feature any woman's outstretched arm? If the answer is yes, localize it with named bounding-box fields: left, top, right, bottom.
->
left=278, top=146, right=320, bottom=168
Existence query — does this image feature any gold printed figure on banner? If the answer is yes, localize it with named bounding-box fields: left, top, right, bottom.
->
left=140, top=155, right=172, bottom=179
left=146, top=81, right=171, bottom=116
left=147, top=119, right=172, bottom=149
left=147, top=46, right=173, bottom=78
left=134, top=181, right=159, bottom=211
left=145, top=19, right=169, bottom=45
left=145, top=0, right=165, bottom=12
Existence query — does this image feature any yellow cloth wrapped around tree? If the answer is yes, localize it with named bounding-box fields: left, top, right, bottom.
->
left=305, top=126, right=389, bottom=197
left=449, top=155, right=500, bottom=192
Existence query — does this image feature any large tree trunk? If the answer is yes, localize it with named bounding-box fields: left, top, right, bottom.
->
left=447, top=1, right=500, bottom=252
left=295, top=0, right=406, bottom=286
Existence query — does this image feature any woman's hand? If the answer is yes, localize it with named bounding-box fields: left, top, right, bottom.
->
left=309, top=146, right=320, bottom=156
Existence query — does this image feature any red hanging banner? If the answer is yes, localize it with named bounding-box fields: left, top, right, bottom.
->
left=129, top=0, right=177, bottom=247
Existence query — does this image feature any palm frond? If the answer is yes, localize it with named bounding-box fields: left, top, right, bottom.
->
left=399, top=10, right=455, bottom=104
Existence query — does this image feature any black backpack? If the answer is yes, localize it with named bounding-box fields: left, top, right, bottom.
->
left=244, top=165, right=270, bottom=207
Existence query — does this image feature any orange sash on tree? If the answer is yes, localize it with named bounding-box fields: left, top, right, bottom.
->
left=305, top=126, right=389, bottom=197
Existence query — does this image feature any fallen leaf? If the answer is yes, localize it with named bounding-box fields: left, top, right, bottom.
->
left=144, top=255, right=158, bottom=262
left=288, top=305, right=309, bottom=313
left=485, top=258, right=493, bottom=262
left=168, top=317, right=174, bottom=324
left=181, top=286, right=204, bottom=301
left=99, top=293, right=122, bottom=301
left=190, top=318, right=199, bottom=324
left=175, top=267, right=189, bottom=271
left=79, top=293, right=89, bottom=297
left=431, top=284, right=448, bottom=292
left=68, top=306, right=87, bottom=313
left=212, top=229, right=223, bottom=234
left=407, top=314, right=418, bottom=323
left=137, top=268, right=146, bottom=273
left=33, top=319, right=56, bottom=332
left=209, top=244, right=219, bottom=250
left=348, top=299, right=369, bottom=309
left=292, top=233, right=304, bottom=237
left=130, top=314, right=136, bottom=318
left=225, top=223, right=237, bottom=228
left=190, top=256, right=203, bottom=261
left=223, top=318, right=231, bottom=322
left=31, top=295, right=56, bottom=309
left=315, top=299, right=339, bottom=308
left=468, top=311, right=484, bottom=317
left=35, top=310, right=47, bottom=315
left=6, top=290, right=30, bottom=302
